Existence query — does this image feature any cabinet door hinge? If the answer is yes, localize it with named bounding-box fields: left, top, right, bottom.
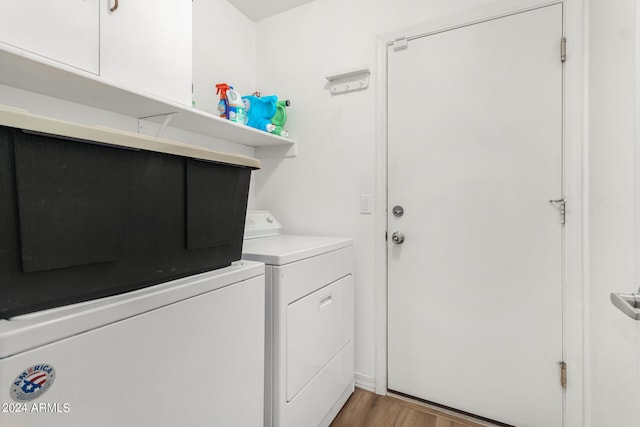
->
left=559, top=361, right=567, bottom=389
left=561, top=37, right=567, bottom=62
left=385, top=231, right=388, bottom=241
left=392, top=37, right=408, bottom=51
left=549, top=198, right=566, bottom=225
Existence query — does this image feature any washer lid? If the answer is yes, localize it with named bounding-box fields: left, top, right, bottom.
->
left=0, top=261, right=265, bottom=358
left=242, top=234, right=352, bottom=265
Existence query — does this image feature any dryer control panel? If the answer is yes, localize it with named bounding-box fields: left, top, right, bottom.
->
left=244, top=210, right=283, bottom=239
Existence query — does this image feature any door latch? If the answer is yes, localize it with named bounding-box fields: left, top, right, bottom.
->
left=549, top=199, right=566, bottom=224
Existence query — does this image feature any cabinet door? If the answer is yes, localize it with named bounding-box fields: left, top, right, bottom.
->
left=100, top=0, right=192, bottom=106
left=0, top=0, right=99, bottom=74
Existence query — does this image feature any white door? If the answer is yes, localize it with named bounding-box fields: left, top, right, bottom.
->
left=387, top=5, right=564, bottom=426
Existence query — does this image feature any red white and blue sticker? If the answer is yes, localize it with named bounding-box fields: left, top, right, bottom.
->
left=10, top=364, right=56, bottom=402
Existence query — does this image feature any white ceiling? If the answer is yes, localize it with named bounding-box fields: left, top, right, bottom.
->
left=226, top=0, right=316, bottom=22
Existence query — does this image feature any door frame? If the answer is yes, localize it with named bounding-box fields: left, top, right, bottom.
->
left=373, top=0, right=587, bottom=425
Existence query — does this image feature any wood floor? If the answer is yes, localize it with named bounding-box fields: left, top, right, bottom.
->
left=330, top=388, right=495, bottom=427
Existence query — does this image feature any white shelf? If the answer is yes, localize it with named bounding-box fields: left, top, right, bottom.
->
left=0, top=46, right=295, bottom=149
left=325, top=66, right=370, bottom=81
left=142, top=108, right=293, bottom=147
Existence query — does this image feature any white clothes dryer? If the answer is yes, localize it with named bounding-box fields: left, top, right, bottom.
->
left=242, top=211, right=354, bottom=427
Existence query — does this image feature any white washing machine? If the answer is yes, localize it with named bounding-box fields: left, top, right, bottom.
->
left=0, top=261, right=265, bottom=427
left=242, top=211, right=354, bottom=427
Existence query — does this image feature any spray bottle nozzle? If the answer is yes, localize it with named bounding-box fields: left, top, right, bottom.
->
left=216, top=83, right=230, bottom=96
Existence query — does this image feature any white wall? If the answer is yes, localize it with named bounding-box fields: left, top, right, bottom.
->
left=587, top=0, right=640, bottom=425
left=253, top=0, right=505, bottom=386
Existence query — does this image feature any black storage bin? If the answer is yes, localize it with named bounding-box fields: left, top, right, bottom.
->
left=0, top=123, right=257, bottom=318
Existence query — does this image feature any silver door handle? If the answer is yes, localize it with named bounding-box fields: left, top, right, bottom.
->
left=610, top=290, right=640, bottom=320
left=391, top=231, right=405, bottom=244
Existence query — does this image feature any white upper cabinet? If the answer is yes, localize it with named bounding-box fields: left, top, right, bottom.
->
left=0, top=0, right=100, bottom=74
left=0, top=0, right=191, bottom=106
left=100, top=0, right=192, bottom=106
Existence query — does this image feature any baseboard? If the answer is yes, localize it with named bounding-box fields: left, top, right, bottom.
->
left=354, top=372, right=376, bottom=393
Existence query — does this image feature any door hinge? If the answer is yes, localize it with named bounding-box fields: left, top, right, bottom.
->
left=385, top=231, right=388, bottom=241
left=549, top=198, right=566, bottom=225
left=392, top=37, right=409, bottom=51
left=559, top=361, right=567, bottom=389
left=561, top=37, right=567, bottom=62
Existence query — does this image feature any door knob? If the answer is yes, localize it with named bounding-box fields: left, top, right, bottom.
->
left=391, top=231, right=405, bottom=244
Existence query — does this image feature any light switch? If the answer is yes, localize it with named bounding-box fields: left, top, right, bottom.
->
left=360, top=194, right=373, bottom=214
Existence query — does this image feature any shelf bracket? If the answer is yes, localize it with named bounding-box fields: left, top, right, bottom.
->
left=155, top=113, right=176, bottom=137
left=138, top=113, right=176, bottom=138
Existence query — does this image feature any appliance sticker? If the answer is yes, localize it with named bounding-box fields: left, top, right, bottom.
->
left=9, top=364, right=56, bottom=402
